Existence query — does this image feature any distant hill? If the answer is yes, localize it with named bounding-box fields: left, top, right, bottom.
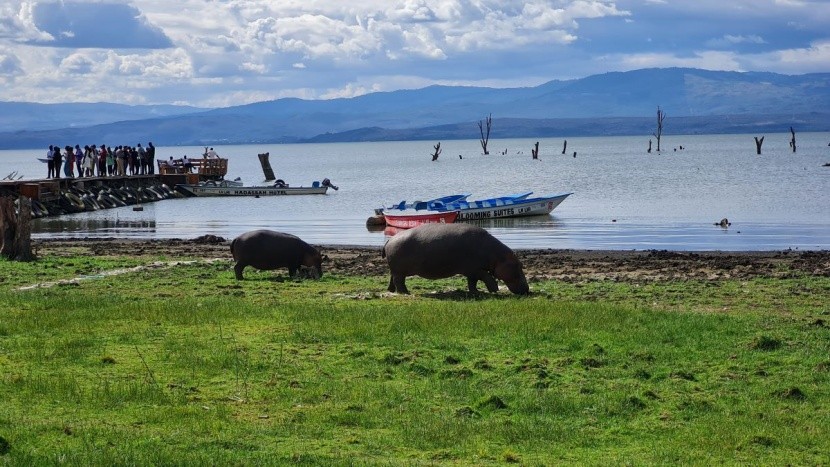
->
left=1, top=68, right=829, bottom=149
left=0, top=102, right=206, bottom=133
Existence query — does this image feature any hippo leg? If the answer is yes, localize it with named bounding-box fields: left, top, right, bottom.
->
left=466, top=273, right=498, bottom=293
left=234, top=262, right=245, bottom=280
left=391, top=274, right=409, bottom=294
left=480, top=272, right=499, bottom=293
left=387, top=276, right=396, bottom=292
left=288, top=266, right=298, bottom=278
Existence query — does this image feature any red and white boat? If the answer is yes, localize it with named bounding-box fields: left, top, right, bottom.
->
left=382, top=210, right=459, bottom=229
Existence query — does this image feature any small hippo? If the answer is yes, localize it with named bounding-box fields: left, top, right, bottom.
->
left=230, top=230, right=323, bottom=280
left=382, top=223, right=529, bottom=295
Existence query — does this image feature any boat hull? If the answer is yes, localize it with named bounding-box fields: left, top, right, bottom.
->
left=448, top=193, right=572, bottom=221
left=383, top=211, right=459, bottom=229
left=177, top=185, right=329, bottom=197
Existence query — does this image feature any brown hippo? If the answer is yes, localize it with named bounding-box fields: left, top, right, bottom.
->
left=230, top=230, right=323, bottom=280
left=382, top=223, right=529, bottom=295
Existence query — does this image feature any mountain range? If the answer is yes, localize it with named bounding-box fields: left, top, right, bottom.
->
left=1, top=67, right=829, bottom=150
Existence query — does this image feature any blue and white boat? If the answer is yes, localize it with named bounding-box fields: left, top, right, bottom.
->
left=376, top=191, right=571, bottom=221
left=376, top=194, right=471, bottom=215
left=429, top=192, right=572, bottom=221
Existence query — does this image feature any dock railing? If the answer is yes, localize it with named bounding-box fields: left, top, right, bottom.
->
left=157, top=158, right=228, bottom=177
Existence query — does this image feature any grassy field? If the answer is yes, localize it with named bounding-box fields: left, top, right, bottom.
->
left=1, top=252, right=829, bottom=465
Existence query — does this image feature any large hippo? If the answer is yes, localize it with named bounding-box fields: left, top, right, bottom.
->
left=230, top=230, right=323, bottom=280
left=382, top=223, right=529, bottom=295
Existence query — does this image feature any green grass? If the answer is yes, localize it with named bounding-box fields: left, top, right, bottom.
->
left=0, top=255, right=829, bottom=465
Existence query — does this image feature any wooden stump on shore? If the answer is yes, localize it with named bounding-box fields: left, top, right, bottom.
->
left=0, top=196, right=35, bottom=261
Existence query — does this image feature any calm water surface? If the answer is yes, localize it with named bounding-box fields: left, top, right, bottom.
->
left=2, top=133, right=828, bottom=250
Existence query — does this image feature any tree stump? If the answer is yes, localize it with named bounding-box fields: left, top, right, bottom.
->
left=754, top=136, right=764, bottom=155
left=0, top=196, right=35, bottom=261
left=478, top=113, right=492, bottom=155
left=789, top=127, right=796, bottom=153
left=257, top=152, right=276, bottom=181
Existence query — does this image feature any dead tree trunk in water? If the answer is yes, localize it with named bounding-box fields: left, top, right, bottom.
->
left=789, top=127, right=796, bottom=153
left=478, top=114, right=492, bottom=155
left=257, top=152, right=276, bottom=181
left=561, top=140, right=567, bottom=155
left=754, top=136, right=764, bottom=155
left=532, top=142, right=540, bottom=160
left=647, top=139, right=652, bottom=154
left=0, top=196, right=34, bottom=262
left=653, top=106, right=666, bottom=152
left=431, top=142, right=442, bottom=161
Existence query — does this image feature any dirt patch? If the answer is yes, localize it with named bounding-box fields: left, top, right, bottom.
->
left=32, top=238, right=830, bottom=282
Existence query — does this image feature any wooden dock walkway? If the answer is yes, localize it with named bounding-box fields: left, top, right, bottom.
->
left=1, top=158, right=228, bottom=201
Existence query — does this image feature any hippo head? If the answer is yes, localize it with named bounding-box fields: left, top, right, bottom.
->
left=494, top=254, right=529, bottom=295
left=302, top=249, right=324, bottom=279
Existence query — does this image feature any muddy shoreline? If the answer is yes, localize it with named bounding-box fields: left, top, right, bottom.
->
left=32, top=236, right=830, bottom=283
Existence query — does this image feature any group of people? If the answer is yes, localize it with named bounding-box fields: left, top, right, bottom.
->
left=45, top=143, right=156, bottom=179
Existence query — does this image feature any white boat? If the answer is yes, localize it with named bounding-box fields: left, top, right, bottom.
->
left=432, top=192, right=572, bottom=221
left=176, top=179, right=334, bottom=197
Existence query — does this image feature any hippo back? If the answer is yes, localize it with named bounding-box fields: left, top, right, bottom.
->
left=384, top=223, right=513, bottom=277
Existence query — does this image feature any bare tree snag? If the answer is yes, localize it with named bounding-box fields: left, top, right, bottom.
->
left=647, top=139, right=652, bottom=154
left=478, top=113, right=492, bottom=155
left=653, top=106, right=666, bottom=152
left=431, top=142, right=442, bottom=161
left=0, top=196, right=34, bottom=261
left=789, top=127, right=796, bottom=153
left=754, top=136, right=765, bottom=155
left=257, top=152, right=275, bottom=181
left=562, top=140, right=567, bottom=155
left=532, top=142, right=540, bottom=160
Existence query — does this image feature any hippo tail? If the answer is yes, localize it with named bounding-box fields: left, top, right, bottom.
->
left=381, top=241, right=387, bottom=259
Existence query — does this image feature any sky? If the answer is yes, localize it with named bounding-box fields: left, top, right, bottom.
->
left=1, top=0, right=829, bottom=108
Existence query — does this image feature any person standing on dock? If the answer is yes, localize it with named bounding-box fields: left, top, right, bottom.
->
left=46, top=145, right=55, bottom=178
left=93, top=145, right=105, bottom=177
left=74, top=145, right=83, bottom=176
left=137, top=143, right=146, bottom=175
left=147, top=142, right=155, bottom=174
left=64, top=145, right=75, bottom=178
left=115, top=146, right=125, bottom=176
left=83, top=145, right=96, bottom=177
left=52, top=144, right=62, bottom=179
left=105, top=145, right=115, bottom=176
left=182, top=155, right=193, bottom=173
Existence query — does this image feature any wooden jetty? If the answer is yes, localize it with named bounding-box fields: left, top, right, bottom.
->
left=0, top=158, right=229, bottom=218
left=0, top=158, right=228, bottom=201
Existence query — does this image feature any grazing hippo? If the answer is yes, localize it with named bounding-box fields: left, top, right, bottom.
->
left=230, top=230, right=323, bottom=280
left=382, top=223, right=529, bottom=295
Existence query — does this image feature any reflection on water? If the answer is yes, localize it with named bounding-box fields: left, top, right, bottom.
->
left=466, top=215, right=560, bottom=230
left=35, top=218, right=156, bottom=237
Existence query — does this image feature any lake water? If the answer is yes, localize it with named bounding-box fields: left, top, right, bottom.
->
left=2, top=133, right=829, bottom=251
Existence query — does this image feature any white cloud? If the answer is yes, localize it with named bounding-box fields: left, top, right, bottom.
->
left=611, top=50, right=744, bottom=72
left=0, top=1, right=53, bottom=42
left=0, top=50, right=23, bottom=77
left=706, top=34, right=767, bottom=48
left=758, top=39, right=830, bottom=73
